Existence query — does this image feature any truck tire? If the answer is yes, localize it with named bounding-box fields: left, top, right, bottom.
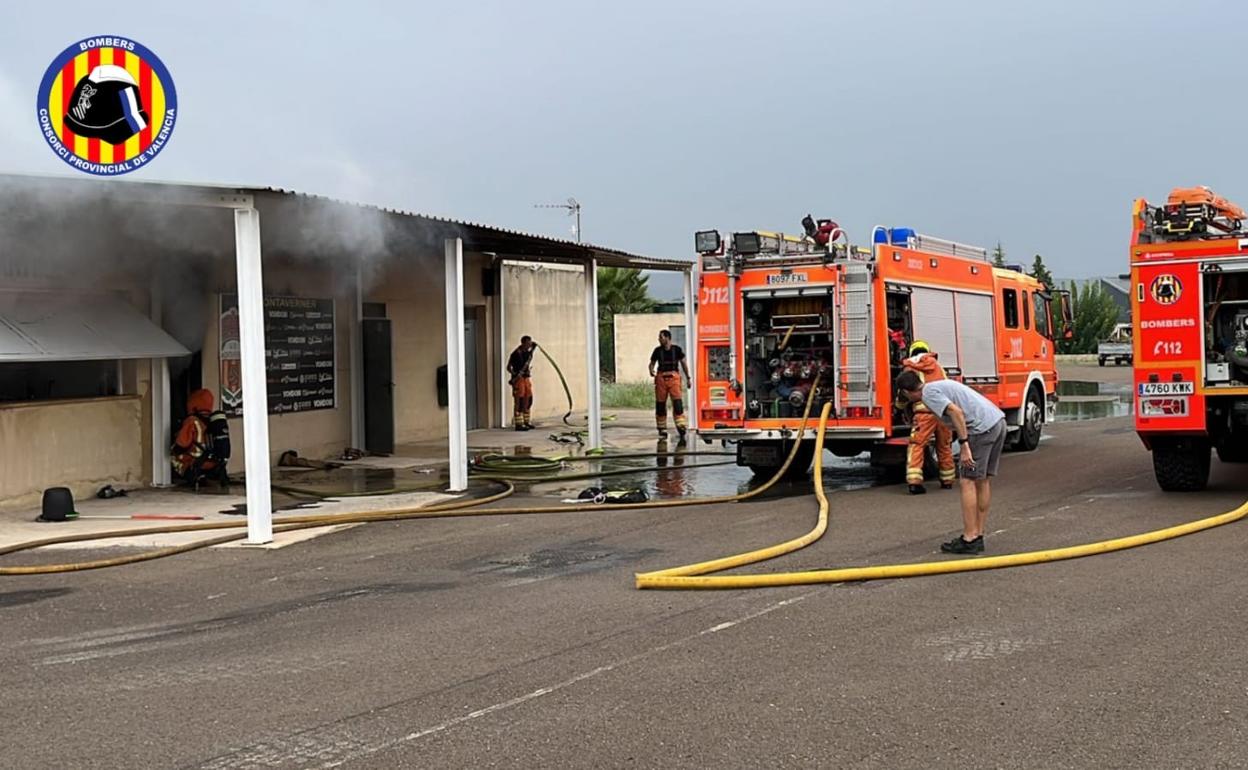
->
left=1098, top=357, right=1106, bottom=367
left=1153, top=440, right=1211, bottom=491
left=1012, top=386, right=1044, bottom=452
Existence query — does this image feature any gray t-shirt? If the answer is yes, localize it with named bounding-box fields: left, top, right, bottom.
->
left=920, top=379, right=1006, bottom=436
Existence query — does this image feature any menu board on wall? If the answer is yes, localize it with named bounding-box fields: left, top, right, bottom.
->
left=219, top=294, right=336, bottom=416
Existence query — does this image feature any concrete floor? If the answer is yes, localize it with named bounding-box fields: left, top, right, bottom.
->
left=3, top=366, right=1248, bottom=768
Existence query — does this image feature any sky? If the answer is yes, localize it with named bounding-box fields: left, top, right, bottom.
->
left=3, top=0, right=1248, bottom=300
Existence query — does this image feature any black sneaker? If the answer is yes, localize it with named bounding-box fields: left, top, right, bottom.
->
left=941, top=535, right=984, bottom=554
left=908, top=484, right=926, bottom=495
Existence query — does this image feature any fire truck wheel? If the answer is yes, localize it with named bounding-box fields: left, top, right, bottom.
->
left=1012, top=386, right=1044, bottom=452
left=1098, top=357, right=1107, bottom=367
left=1153, top=439, right=1211, bottom=492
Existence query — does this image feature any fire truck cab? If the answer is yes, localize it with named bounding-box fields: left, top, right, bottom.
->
left=692, top=222, right=1068, bottom=478
left=1130, top=188, right=1248, bottom=491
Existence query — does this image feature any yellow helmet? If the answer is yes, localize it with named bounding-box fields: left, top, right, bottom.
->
left=909, top=339, right=930, bottom=356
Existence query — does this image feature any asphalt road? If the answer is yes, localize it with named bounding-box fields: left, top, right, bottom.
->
left=2, top=415, right=1247, bottom=769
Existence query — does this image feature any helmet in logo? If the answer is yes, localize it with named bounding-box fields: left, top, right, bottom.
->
left=64, top=65, right=149, bottom=145
left=1150, top=274, right=1182, bottom=305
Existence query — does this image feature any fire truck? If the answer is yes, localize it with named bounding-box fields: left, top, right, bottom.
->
left=1130, top=187, right=1248, bottom=491
left=692, top=219, right=1071, bottom=477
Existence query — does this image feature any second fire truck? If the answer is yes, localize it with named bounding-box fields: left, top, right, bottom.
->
left=692, top=218, right=1071, bottom=477
left=1130, top=187, right=1248, bottom=491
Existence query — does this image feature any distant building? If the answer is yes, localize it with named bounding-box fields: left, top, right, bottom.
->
left=1055, top=276, right=1131, bottom=323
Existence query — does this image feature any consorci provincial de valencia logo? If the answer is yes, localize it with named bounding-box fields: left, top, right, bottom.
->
left=36, top=36, right=176, bottom=176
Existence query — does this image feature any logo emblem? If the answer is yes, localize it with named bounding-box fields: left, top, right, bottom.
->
left=36, top=36, right=176, bottom=175
left=1149, top=274, right=1182, bottom=305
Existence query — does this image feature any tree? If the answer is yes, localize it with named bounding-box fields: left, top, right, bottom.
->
left=1062, top=280, right=1120, bottom=354
left=596, top=267, right=655, bottom=381
left=991, top=241, right=1006, bottom=268
left=1029, top=254, right=1054, bottom=290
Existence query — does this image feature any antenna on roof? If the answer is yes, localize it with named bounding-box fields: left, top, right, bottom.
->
left=534, top=197, right=581, bottom=242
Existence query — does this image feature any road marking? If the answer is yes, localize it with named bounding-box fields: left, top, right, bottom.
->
left=196, top=591, right=819, bottom=770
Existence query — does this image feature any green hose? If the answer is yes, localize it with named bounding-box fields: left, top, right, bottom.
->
left=533, top=343, right=617, bottom=431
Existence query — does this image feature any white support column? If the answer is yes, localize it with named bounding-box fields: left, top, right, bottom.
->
left=445, top=238, right=468, bottom=492
left=234, top=207, right=274, bottom=545
left=584, top=259, right=603, bottom=449
left=683, top=267, right=698, bottom=437
left=150, top=280, right=172, bottom=486
left=496, top=260, right=509, bottom=428
left=350, top=262, right=365, bottom=449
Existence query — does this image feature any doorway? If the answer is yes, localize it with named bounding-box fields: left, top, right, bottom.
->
left=464, top=310, right=481, bottom=430
left=362, top=318, right=395, bottom=454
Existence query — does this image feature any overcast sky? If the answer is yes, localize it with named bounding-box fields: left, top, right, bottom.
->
left=3, top=0, right=1247, bottom=297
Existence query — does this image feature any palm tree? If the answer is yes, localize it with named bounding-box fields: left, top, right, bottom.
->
left=597, top=268, right=655, bottom=380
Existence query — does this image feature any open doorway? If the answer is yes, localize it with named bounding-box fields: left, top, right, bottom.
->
left=362, top=305, right=395, bottom=455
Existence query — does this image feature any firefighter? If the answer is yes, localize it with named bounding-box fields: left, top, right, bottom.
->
left=895, top=340, right=957, bottom=494
left=172, top=388, right=227, bottom=486
left=649, top=329, right=692, bottom=440
left=507, top=335, right=537, bottom=431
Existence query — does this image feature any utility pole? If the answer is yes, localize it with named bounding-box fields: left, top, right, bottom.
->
left=534, top=197, right=581, bottom=242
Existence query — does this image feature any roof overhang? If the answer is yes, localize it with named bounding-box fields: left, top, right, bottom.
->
left=0, top=290, right=189, bottom=362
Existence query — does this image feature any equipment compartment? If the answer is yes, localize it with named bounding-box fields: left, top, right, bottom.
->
left=1203, top=268, right=1248, bottom=387
left=741, top=295, right=836, bottom=419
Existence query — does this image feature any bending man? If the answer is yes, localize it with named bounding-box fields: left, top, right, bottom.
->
left=895, top=370, right=1007, bottom=555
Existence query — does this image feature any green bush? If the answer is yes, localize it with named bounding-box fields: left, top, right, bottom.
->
left=601, top=381, right=653, bottom=409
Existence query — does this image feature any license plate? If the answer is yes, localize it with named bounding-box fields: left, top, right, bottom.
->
left=1138, top=382, right=1194, bottom=396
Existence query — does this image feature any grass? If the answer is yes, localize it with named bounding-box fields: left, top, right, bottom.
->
left=601, top=380, right=654, bottom=409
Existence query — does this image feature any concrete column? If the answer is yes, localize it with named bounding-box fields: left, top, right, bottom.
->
left=683, top=267, right=698, bottom=436
left=149, top=279, right=172, bottom=486
left=445, top=238, right=468, bottom=491
left=350, top=262, right=365, bottom=449
left=234, top=207, right=273, bottom=545
left=584, top=259, right=603, bottom=449
left=496, top=260, right=509, bottom=428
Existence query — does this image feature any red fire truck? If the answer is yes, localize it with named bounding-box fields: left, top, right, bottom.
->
left=692, top=219, right=1071, bottom=477
left=1130, top=187, right=1248, bottom=490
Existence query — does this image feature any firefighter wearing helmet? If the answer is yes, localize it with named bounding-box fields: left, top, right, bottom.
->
left=895, top=340, right=956, bottom=494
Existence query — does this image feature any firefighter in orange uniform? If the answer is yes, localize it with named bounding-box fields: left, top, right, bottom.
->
left=649, top=329, right=692, bottom=441
left=172, top=389, right=220, bottom=482
left=507, top=335, right=536, bottom=431
left=897, top=340, right=956, bottom=494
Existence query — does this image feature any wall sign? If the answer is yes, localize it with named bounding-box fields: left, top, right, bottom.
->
left=219, top=294, right=336, bottom=416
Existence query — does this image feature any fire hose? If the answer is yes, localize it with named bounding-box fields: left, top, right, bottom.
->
left=0, top=377, right=827, bottom=576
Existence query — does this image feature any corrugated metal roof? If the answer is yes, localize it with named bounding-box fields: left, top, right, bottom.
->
left=0, top=173, right=691, bottom=272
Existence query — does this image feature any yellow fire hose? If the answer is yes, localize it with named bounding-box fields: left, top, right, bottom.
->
left=634, top=402, right=1248, bottom=590
left=0, top=377, right=825, bottom=576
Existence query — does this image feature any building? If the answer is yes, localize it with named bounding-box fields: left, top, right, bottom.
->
left=1055, top=276, right=1132, bottom=322
left=0, top=174, right=692, bottom=537
left=612, top=311, right=688, bottom=384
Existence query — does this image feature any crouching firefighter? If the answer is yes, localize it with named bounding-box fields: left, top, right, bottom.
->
left=171, top=388, right=232, bottom=489
left=650, top=329, right=692, bottom=441
left=507, top=335, right=536, bottom=431
left=895, top=340, right=956, bottom=494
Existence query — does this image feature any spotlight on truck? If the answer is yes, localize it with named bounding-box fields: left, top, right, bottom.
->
left=695, top=230, right=722, bottom=254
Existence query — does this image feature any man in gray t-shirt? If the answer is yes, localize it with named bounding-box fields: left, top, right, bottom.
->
left=895, top=371, right=1008, bottom=555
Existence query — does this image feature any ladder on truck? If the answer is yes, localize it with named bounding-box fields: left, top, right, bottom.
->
left=836, top=260, right=875, bottom=416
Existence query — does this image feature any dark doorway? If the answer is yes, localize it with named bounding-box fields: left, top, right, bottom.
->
left=464, top=312, right=480, bottom=430
left=170, top=351, right=203, bottom=441
left=362, top=319, right=395, bottom=454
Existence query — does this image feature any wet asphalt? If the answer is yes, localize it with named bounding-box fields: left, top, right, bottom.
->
left=3, top=376, right=1248, bottom=767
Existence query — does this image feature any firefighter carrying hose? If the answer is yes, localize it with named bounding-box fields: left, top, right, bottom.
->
left=507, top=335, right=537, bottom=431
left=649, top=329, right=692, bottom=441
left=894, top=340, right=956, bottom=494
